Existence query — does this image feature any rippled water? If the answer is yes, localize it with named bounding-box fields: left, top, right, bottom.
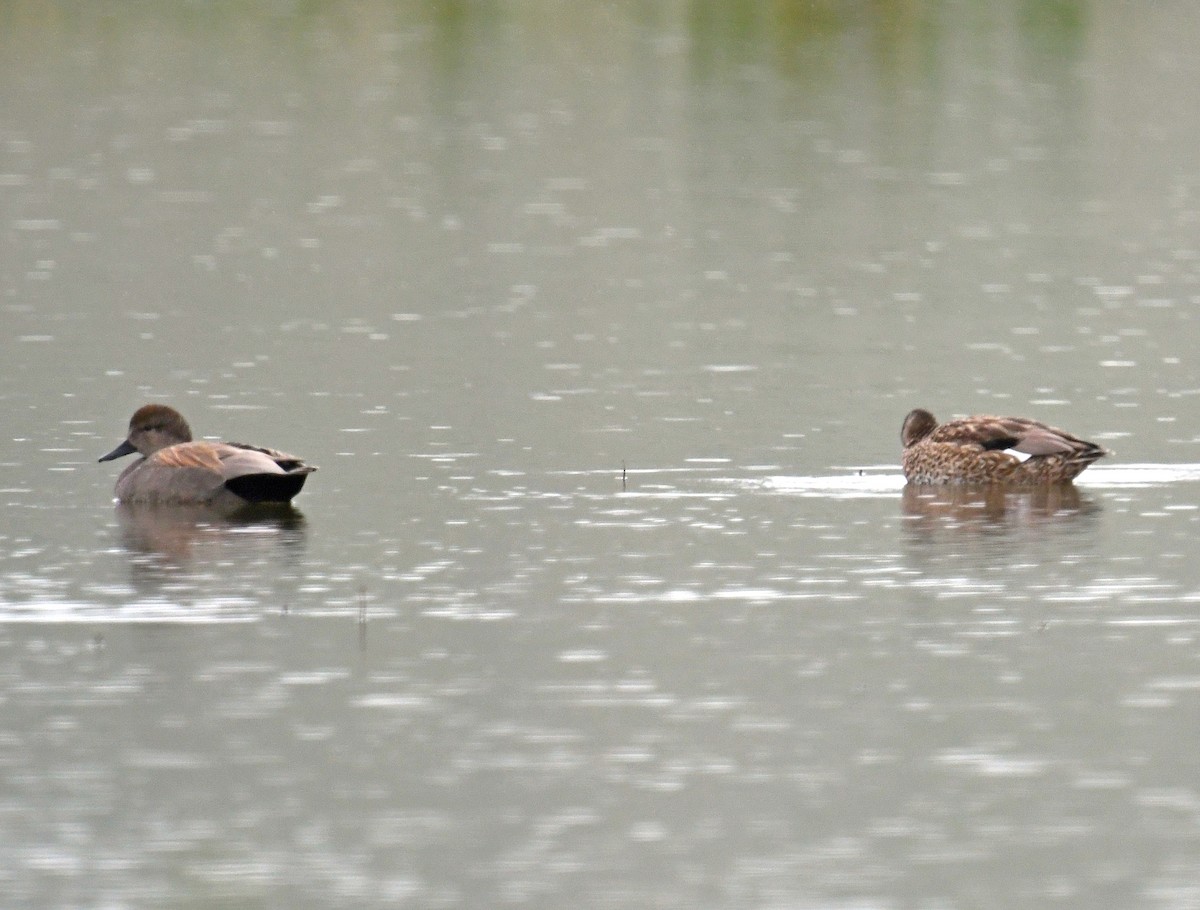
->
left=6, top=1, right=1200, bottom=908
left=8, top=462, right=1200, bottom=907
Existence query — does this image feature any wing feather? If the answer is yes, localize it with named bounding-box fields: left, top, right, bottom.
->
left=150, top=442, right=224, bottom=472
left=931, top=415, right=1093, bottom=456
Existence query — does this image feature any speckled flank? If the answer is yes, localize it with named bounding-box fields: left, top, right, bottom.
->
left=900, top=408, right=1107, bottom=486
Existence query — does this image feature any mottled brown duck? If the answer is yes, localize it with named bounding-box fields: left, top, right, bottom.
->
left=901, top=408, right=1107, bottom=485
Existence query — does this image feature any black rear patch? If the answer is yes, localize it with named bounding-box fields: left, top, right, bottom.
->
left=225, top=472, right=309, bottom=503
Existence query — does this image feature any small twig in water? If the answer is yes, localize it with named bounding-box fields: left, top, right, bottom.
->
left=357, top=585, right=368, bottom=649
left=621, top=460, right=627, bottom=491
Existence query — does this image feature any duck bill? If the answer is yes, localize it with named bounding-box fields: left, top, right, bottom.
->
left=99, top=439, right=138, bottom=462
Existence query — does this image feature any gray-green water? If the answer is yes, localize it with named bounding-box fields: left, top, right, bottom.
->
left=5, top=2, right=1200, bottom=907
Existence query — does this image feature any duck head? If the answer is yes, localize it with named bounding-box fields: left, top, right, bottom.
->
left=901, top=408, right=938, bottom=448
left=99, top=404, right=194, bottom=462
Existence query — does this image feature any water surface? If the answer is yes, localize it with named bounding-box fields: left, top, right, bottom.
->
left=4, top=2, right=1200, bottom=907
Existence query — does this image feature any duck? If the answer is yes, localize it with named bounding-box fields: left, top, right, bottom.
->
left=900, top=408, right=1107, bottom=485
left=99, top=404, right=316, bottom=505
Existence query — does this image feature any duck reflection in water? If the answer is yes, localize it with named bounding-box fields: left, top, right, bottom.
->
left=901, top=483, right=1098, bottom=535
left=116, top=500, right=306, bottom=572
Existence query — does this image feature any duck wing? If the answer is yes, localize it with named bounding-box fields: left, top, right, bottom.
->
left=929, top=416, right=1022, bottom=451
left=226, top=442, right=316, bottom=474
left=931, top=416, right=1093, bottom=456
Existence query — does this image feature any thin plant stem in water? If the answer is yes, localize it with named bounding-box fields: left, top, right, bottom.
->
left=357, top=584, right=368, bottom=651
